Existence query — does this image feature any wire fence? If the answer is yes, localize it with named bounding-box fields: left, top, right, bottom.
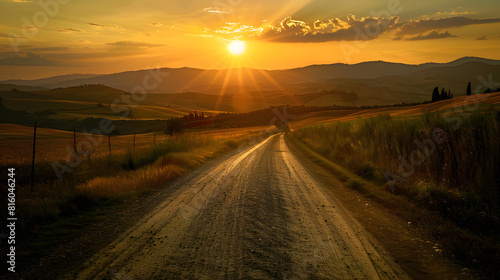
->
left=0, top=123, right=270, bottom=187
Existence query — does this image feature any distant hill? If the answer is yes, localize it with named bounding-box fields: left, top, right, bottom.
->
left=2, top=56, right=498, bottom=92
left=0, top=84, right=48, bottom=92
left=1, top=57, right=499, bottom=107
left=4, top=74, right=101, bottom=87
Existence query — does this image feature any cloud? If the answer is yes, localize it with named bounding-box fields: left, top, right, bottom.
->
left=106, top=41, right=164, bottom=48
left=395, top=17, right=500, bottom=36
left=406, top=31, right=456, bottom=41
left=259, top=15, right=399, bottom=43
left=0, top=52, right=60, bottom=66
left=203, top=7, right=231, bottom=14
left=0, top=32, right=22, bottom=38
left=21, top=25, right=37, bottom=31
left=2, top=0, right=31, bottom=2
left=476, top=35, right=487, bottom=40
left=15, top=46, right=70, bottom=52
left=88, top=23, right=124, bottom=31
left=58, top=28, right=83, bottom=33
left=214, top=22, right=263, bottom=39
left=151, top=22, right=163, bottom=26
left=423, top=10, right=477, bottom=19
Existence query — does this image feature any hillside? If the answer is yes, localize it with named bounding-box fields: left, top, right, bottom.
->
left=290, top=91, right=500, bottom=129
left=0, top=84, right=48, bottom=92
left=2, top=57, right=499, bottom=108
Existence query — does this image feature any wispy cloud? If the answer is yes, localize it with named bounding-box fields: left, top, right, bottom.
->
left=476, top=35, right=487, bottom=40
left=405, top=31, right=456, bottom=41
left=58, top=28, right=83, bottom=33
left=21, top=25, right=37, bottom=31
left=203, top=7, right=231, bottom=14
left=0, top=32, right=22, bottom=38
left=107, top=41, right=164, bottom=48
left=422, top=10, right=477, bottom=19
left=215, top=22, right=263, bottom=38
left=0, top=52, right=61, bottom=66
left=19, top=46, right=70, bottom=52
left=1, top=0, right=32, bottom=3
left=395, top=17, right=500, bottom=36
left=88, top=23, right=124, bottom=31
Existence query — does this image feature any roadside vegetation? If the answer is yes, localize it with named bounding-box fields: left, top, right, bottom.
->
left=0, top=129, right=269, bottom=267
left=291, top=108, right=500, bottom=275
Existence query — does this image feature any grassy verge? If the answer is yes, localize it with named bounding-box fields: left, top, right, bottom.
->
left=288, top=109, right=500, bottom=277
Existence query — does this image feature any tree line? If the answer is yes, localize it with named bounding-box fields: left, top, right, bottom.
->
left=430, top=81, right=500, bottom=103
left=431, top=87, right=453, bottom=102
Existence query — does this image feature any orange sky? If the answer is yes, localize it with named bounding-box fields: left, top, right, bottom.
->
left=0, top=0, right=499, bottom=80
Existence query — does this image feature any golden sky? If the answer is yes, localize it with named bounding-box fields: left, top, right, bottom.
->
left=0, top=0, right=499, bottom=79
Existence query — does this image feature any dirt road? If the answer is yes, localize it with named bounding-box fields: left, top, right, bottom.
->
left=68, top=134, right=409, bottom=279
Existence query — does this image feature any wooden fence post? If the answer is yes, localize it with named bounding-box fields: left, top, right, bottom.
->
left=31, top=122, right=37, bottom=191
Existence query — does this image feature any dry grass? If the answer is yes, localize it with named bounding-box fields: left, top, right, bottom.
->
left=292, top=109, right=500, bottom=273
left=290, top=92, right=500, bottom=130
left=0, top=125, right=272, bottom=166
left=79, top=164, right=185, bottom=198
left=0, top=127, right=273, bottom=242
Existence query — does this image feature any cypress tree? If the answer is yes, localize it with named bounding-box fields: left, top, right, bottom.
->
left=467, top=82, right=472, bottom=96
left=440, top=88, right=446, bottom=101
left=432, top=87, right=440, bottom=102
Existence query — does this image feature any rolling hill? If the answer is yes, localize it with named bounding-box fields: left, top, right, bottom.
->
left=2, top=57, right=498, bottom=101
left=1, top=57, right=499, bottom=118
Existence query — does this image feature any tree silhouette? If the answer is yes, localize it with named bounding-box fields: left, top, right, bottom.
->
left=431, top=87, right=440, bottom=102
left=165, top=117, right=184, bottom=136
left=467, top=82, right=472, bottom=96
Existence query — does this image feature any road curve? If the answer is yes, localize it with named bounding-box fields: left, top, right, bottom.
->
left=68, top=134, right=409, bottom=280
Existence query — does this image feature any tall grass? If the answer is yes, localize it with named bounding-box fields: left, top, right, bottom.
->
left=1, top=133, right=252, bottom=241
left=293, top=109, right=500, bottom=235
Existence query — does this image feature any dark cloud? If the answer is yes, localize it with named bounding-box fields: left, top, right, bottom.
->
left=0, top=52, right=61, bottom=66
left=476, top=35, right=487, bottom=40
left=25, top=47, right=70, bottom=52
left=12, top=46, right=70, bottom=52
left=88, top=22, right=105, bottom=28
left=260, top=15, right=399, bottom=43
left=395, top=17, right=500, bottom=36
left=107, top=41, right=164, bottom=48
left=254, top=15, right=500, bottom=43
left=406, top=31, right=456, bottom=41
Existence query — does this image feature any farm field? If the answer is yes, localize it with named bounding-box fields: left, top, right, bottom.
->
left=0, top=124, right=273, bottom=166
left=2, top=0, right=500, bottom=277
left=290, top=92, right=500, bottom=129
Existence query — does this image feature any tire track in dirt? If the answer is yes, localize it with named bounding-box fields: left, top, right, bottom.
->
left=67, top=134, right=408, bottom=280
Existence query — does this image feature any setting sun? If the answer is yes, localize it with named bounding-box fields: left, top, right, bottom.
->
left=228, top=41, right=246, bottom=55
